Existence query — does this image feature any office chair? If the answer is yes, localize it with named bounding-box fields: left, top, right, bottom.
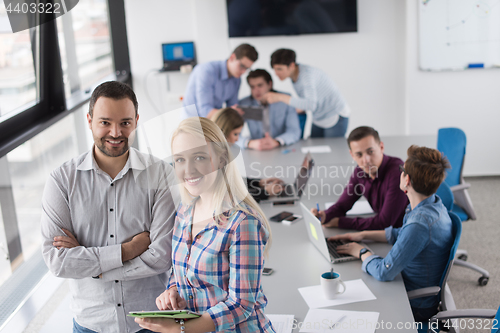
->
left=407, top=211, right=461, bottom=333
left=429, top=304, right=499, bottom=333
left=437, top=128, right=476, bottom=220
left=437, top=128, right=489, bottom=286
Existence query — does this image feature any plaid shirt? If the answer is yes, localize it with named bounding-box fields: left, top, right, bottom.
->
left=168, top=202, right=275, bottom=332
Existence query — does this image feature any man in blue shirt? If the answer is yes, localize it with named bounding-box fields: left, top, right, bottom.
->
left=238, top=69, right=301, bottom=150
left=182, top=44, right=258, bottom=119
left=329, top=146, right=453, bottom=323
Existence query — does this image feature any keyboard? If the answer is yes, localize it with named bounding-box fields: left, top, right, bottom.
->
left=326, top=239, right=353, bottom=259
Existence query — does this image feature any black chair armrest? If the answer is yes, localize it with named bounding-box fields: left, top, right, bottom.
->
left=432, top=309, right=497, bottom=321
left=407, top=287, right=441, bottom=300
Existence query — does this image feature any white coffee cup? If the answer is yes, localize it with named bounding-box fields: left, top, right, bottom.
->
left=320, top=271, right=346, bottom=299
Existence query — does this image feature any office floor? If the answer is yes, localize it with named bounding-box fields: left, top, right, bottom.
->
left=446, top=176, right=500, bottom=332
left=19, top=176, right=500, bottom=333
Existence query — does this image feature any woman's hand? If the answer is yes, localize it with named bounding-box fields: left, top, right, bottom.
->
left=135, top=317, right=178, bottom=333
left=156, top=288, right=187, bottom=310
left=259, top=177, right=284, bottom=196
left=264, top=183, right=283, bottom=196
left=259, top=177, right=284, bottom=186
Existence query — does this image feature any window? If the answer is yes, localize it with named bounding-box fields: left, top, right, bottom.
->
left=0, top=0, right=131, bottom=327
left=57, top=0, right=113, bottom=97
left=0, top=7, right=38, bottom=117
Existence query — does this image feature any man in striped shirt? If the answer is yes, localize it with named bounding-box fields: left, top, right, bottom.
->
left=41, top=81, right=177, bottom=333
left=263, top=48, right=350, bottom=137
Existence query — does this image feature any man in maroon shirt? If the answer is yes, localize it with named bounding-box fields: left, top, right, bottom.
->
left=311, top=126, right=408, bottom=230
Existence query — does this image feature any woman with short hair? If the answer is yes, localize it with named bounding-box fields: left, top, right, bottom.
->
left=330, top=145, right=453, bottom=322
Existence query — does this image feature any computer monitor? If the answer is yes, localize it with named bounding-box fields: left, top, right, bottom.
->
left=161, top=42, right=196, bottom=71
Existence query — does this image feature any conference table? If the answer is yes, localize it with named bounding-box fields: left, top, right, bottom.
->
left=240, top=135, right=436, bottom=333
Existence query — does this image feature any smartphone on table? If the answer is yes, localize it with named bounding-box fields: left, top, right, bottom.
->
left=269, top=211, right=293, bottom=222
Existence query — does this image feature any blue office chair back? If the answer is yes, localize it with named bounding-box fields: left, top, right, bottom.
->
left=437, top=128, right=466, bottom=187
left=493, top=305, right=500, bottom=333
left=436, top=182, right=454, bottom=212
left=438, top=211, right=462, bottom=309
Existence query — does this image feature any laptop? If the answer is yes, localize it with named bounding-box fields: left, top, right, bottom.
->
left=299, top=202, right=372, bottom=263
left=261, top=153, right=314, bottom=203
left=160, top=42, right=196, bottom=72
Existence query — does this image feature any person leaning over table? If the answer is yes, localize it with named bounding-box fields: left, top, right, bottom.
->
left=182, top=43, right=258, bottom=119
left=212, top=107, right=285, bottom=202
left=311, top=126, right=409, bottom=230
left=135, top=117, right=275, bottom=333
left=263, top=48, right=350, bottom=138
left=238, top=69, right=301, bottom=150
left=330, top=145, right=453, bottom=323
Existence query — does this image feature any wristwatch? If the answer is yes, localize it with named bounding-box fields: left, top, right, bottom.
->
left=359, top=247, right=369, bottom=259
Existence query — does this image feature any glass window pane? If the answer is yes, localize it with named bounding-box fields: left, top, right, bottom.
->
left=0, top=106, right=88, bottom=288
left=57, top=0, right=113, bottom=98
left=0, top=7, right=37, bottom=117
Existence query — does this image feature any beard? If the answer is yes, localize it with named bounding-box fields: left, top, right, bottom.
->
left=94, top=136, right=130, bottom=157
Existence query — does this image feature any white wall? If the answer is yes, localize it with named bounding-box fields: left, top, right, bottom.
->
left=124, top=0, right=499, bottom=176
left=404, top=0, right=500, bottom=176
left=124, top=0, right=196, bottom=124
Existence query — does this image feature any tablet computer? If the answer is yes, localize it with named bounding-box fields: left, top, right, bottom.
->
left=128, top=310, right=202, bottom=319
left=240, top=106, right=264, bottom=121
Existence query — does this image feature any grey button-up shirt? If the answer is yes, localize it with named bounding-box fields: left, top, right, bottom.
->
left=41, top=147, right=178, bottom=333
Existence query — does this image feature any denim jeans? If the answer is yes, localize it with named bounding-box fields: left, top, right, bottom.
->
left=411, top=305, right=439, bottom=322
left=298, top=113, right=307, bottom=139
left=73, top=319, right=154, bottom=333
left=310, top=116, right=349, bottom=138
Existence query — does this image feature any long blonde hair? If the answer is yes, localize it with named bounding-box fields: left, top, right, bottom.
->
left=171, top=117, right=272, bottom=256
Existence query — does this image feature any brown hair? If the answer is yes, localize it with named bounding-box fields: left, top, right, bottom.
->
left=347, top=126, right=380, bottom=149
left=89, top=81, right=138, bottom=117
left=212, top=108, right=244, bottom=140
left=247, top=69, right=273, bottom=85
left=404, top=145, right=450, bottom=196
left=271, top=48, right=296, bottom=67
left=233, top=43, right=258, bottom=62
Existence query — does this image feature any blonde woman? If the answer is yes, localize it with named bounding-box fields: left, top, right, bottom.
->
left=136, top=117, right=275, bottom=333
left=213, top=108, right=285, bottom=202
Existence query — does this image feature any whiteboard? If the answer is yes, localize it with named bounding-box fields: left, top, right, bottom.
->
left=419, top=0, right=500, bottom=71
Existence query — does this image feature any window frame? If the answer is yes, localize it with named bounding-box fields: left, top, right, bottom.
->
left=0, top=0, right=132, bottom=158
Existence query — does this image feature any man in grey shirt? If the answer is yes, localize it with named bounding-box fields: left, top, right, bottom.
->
left=263, top=48, right=350, bottom=138
left=41, top=81, right=176, bottom=333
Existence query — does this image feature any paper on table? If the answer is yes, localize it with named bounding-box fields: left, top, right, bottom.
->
left=266, top=314, right=294, bottom=333
left=324, top=201, right=374, bottom=216
left=298, top=279, right=376, bottom=309
left=299, top=309, right=380, bottom=333
left=301, top=145, right=332, bottom=154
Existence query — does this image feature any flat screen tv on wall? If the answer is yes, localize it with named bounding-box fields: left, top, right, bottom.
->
left=227, top=0, right=358, bottom=38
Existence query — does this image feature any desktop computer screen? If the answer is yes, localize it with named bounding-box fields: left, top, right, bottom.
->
left=162, top=42, right=195, bottom=62
left=161, top=42, right=196, bottom=71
